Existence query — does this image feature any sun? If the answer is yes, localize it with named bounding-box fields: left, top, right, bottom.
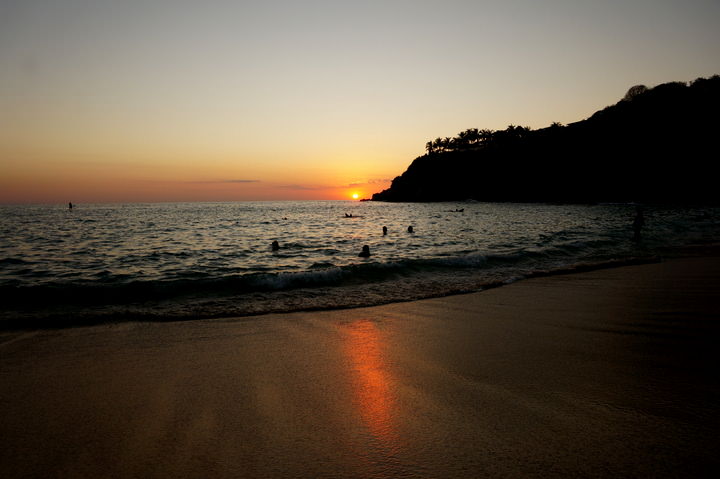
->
left=351, top=193, right=359, bottom=200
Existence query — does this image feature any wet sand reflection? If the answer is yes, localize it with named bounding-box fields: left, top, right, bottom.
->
left=343, top=319, right=401, bottom=455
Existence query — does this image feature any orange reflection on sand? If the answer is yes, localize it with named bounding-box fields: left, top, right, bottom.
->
left=344, top=319, right=399, bottom=449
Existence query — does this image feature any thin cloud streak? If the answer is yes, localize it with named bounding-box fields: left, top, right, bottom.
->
left=278, top=184, right=331, bottom=191
left=186, top=179, right=261, bottom=184
left=347, top=179, right=392, bottom=188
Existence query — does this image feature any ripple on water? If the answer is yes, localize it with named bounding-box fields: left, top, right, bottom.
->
left=0, top=202, right=718, bottom=323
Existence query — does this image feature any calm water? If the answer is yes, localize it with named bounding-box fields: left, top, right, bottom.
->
left=1, top=201, right=718, bottom=327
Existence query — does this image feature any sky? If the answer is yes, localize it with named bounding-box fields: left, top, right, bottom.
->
left=1, top=0, right=719, bottom=203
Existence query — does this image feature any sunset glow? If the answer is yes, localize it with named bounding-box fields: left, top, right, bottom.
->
left=343, top=320, right=399, bottom=451
left=1, top=1, right=719, bottom=203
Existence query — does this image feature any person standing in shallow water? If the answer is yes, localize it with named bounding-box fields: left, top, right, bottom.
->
left=382, top=226, right=387, bottom=235
left=358, top=245, right=370, bottom=257
left=632, top=206, right=645, bottom=242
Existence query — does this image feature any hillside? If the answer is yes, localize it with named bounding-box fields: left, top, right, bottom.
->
left=372, top=76, right=720, bottom=204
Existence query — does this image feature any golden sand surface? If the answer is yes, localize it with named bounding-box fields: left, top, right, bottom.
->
left=1, top=255, right=719, bottom=478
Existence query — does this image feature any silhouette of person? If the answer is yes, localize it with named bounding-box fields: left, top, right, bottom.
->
left=382, top=226, right=387, bottom=235
left=271, top=240, right=280, bottom=251
left=68, top=202, right=73, bottom=209
left=632, top=206, right=645, bottom=242
left=358, top=245, right=370, bottom=257
left=407, top=226, right=414, bottom=233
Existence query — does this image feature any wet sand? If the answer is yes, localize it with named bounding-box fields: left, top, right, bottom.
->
left=1, top=255, right=719, bottom=478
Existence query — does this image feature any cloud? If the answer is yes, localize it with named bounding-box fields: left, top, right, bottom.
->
left=187, top=179, right=260, bottom=184
left=278, top=184, right=329, bottom=191
left=346, top=179, right=392, bottom=187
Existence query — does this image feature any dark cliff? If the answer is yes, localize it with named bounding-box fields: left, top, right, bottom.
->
left=372, top=76, right=720, bottom=204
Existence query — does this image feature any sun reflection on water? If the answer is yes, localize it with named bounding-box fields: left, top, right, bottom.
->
left=344, top=319, right=401, bottom=454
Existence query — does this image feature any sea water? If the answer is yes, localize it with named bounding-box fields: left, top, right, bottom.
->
left=1, top=201, right=718, bottom=327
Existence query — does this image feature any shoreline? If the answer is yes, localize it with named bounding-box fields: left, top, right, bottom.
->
left=2, top=251, right=719, bottom=477
left=0, top=248, right=694, bottom=332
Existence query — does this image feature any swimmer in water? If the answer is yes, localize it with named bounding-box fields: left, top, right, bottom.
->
left=382, top=226, right=387, bottom=235
left=632, top=206, right=645, bottom=242
left=358, top=245, right=370, bottom=257
left=407, top=225, right=414, bottom=233
left=271, top=240, right=280, bottom=251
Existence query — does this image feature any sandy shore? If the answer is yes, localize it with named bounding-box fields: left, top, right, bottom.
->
left=1, top=255, right=719, bottom=478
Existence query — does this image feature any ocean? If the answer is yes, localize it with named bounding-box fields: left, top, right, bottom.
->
left=1, top=201, right=718, bottom=328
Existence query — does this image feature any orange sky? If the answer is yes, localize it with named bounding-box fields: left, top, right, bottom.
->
left=2, top=1, right=719, bottom=203
left=0, top=134, right=395, bottom=202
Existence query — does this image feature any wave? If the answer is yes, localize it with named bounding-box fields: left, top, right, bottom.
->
left=2, top=201, right=717, bottom=330
left=1, top=242, right=649, bottom=311
left=0, top=257, right=34, bottom=266
left=0, top=254, right=663, bottom=331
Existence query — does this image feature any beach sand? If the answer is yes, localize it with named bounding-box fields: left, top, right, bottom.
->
left=1, top=255, right=719, bottom=478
